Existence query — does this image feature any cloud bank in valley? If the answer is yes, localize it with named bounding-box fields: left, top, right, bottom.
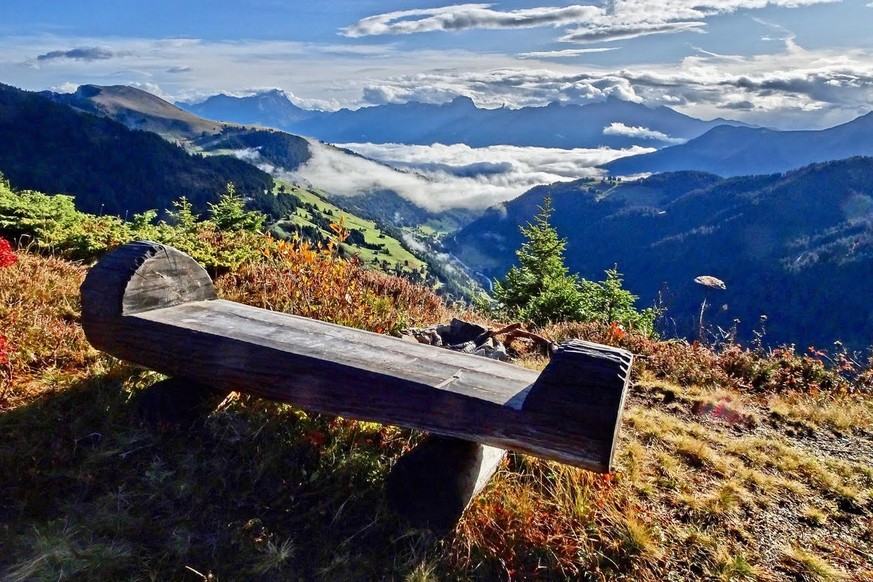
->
left=272, top=140, right=654, bottom=212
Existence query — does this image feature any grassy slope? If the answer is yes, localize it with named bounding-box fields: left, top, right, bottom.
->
left=1, top=250, right=871, bottom=581
left=278, top=183, right=425, bottom=273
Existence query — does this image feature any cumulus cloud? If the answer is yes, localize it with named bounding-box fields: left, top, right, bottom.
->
left=351, top=41, right=873, bottom=128
left=603, top=122, right=685, bottom=144
left=50, top=82, right=79, bottom=94
left=280, top=140, right=653, bottom=212
left=3, top=25, right=871, bottom=129
left=37, top=46, right=118, bottom=61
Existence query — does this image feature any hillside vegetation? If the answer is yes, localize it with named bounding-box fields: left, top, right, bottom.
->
left=450, top=158, right=873, bottom=350
left=0, top=84, right=273, bottom=217
left=1, top=194, right=871, bottom=580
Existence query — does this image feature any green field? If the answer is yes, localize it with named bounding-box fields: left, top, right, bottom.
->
left=273, top=182, right=425, bottom=275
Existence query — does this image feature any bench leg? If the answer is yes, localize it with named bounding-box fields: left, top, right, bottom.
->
left=386, top=435, right=506, bottom=532
left=136, top=377, right=230, bottom=429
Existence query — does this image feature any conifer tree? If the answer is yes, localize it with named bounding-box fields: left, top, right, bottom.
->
left=493, top=196, right=659, bottom=333
left=493, top=197, right=585, bottom=325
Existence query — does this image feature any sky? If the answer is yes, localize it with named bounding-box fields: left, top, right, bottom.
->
left=2, top=1, right=872, bottom=129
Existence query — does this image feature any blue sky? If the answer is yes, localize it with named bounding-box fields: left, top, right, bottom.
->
left=2, top=0, right=872, bottom=128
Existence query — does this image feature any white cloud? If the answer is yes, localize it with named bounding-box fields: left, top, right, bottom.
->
left=50, top=81, right=79, bottom=93
left=559, top=20, right=706, bottom=43
left=518, top=47, right=620, bottom=59
left=343, top=1, right=836, bottom=44
left=282, top=140, right=653, bottom=212
left=603, top=122, right=685, bottom=144
left=2, top=28, right=871, bottom=129
left=342, top=4, right=601, bottom=38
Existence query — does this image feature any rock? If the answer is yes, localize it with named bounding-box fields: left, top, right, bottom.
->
left=404, top=319, right=508, bottom=360
left=442, top=318, right=489, bottom=346
left=490, top=343, right=509, bottom=361
left=449, top=340, right=477, bottom=354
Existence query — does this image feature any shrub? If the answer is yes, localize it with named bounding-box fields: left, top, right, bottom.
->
left=0, top=236, right=17, bottom=268
left=217, top=219, right=446, bottom=335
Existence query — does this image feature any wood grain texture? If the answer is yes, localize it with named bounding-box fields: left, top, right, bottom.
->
left=524, top=340, right=633, bottom=469
left=80, top=242, right=633, bottom=472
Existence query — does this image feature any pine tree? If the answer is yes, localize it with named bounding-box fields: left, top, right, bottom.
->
left=493, top=197, right=585, bottom=325
left=492, top=196, right=659, bottom=333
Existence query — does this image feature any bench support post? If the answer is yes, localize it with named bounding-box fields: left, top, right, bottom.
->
left=387, top=436, right=506, bottom=532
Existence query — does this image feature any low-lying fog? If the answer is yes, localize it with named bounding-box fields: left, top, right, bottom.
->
left=282, top=140, right=655, bottom=212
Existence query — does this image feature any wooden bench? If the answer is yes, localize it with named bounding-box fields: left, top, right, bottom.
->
left=80, top=241, right=633, bottom=530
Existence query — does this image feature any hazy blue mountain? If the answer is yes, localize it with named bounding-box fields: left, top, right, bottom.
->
left=181, top=89, right=323, bottom=129
left=180, top=91, right=745, bottom=148
left=448, top=158, right=873, bottom=349
left=603, top=112, right=873, bottom=176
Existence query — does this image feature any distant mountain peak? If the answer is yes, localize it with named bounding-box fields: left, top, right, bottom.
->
left=180, top=88, right=315, bottom=127
left=259, top=88, right=293, bottom=101
left=447, top=95, right=476, bottom=108
left=602, top=109, right=873, bottom=177
left=180, top=88, right=748, bottom=148
left=74, top=84, right=102, bottom=98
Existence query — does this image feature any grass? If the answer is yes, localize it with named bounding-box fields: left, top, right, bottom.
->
left=277, top=182, right=425, bottom=274
left=2, top=246, right=873, bottom=580
left=782, top=546, right=848, bottom=581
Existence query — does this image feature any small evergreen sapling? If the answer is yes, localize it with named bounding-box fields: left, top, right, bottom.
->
left=493, top=197, right=659, bottom=334
left=492, top=197, right=585, bottom=326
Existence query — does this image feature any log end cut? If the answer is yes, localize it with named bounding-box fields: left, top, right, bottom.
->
left=522, top=340, right=633, bottom=471
left=80, top=241, right=216, bottom=350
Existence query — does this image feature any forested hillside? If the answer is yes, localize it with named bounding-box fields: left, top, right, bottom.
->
left=0, top=83, right=273, bottom=216
left=450, top=158, right=873, bottom=349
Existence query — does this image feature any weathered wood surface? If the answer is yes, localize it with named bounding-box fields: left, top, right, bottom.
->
left=81, top=241, right=633, bottom=472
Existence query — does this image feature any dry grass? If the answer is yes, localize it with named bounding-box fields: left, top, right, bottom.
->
left=2, top=249, right=873, bottom=580
left=768, top=392, right=873, bottom=433
left=0, top=250, right=101, bottom=409
left=782, top=546, right=848, bottom=581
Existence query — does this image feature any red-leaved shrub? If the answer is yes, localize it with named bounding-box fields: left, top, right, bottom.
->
left=0, top=237, right=16, bottom=269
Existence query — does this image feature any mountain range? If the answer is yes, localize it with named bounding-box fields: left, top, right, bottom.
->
left=180, top=90, right=745, bottom=149
left=448, top=159, right=873, bottom=349
left=45, top=85, right=470, bottom=229
left=602, top=112, right=873, bottom=177
left=4, top=81, right=873, bottom=348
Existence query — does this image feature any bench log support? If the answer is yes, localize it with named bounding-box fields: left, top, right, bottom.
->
left=80, top=241, right=633, bottom=528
